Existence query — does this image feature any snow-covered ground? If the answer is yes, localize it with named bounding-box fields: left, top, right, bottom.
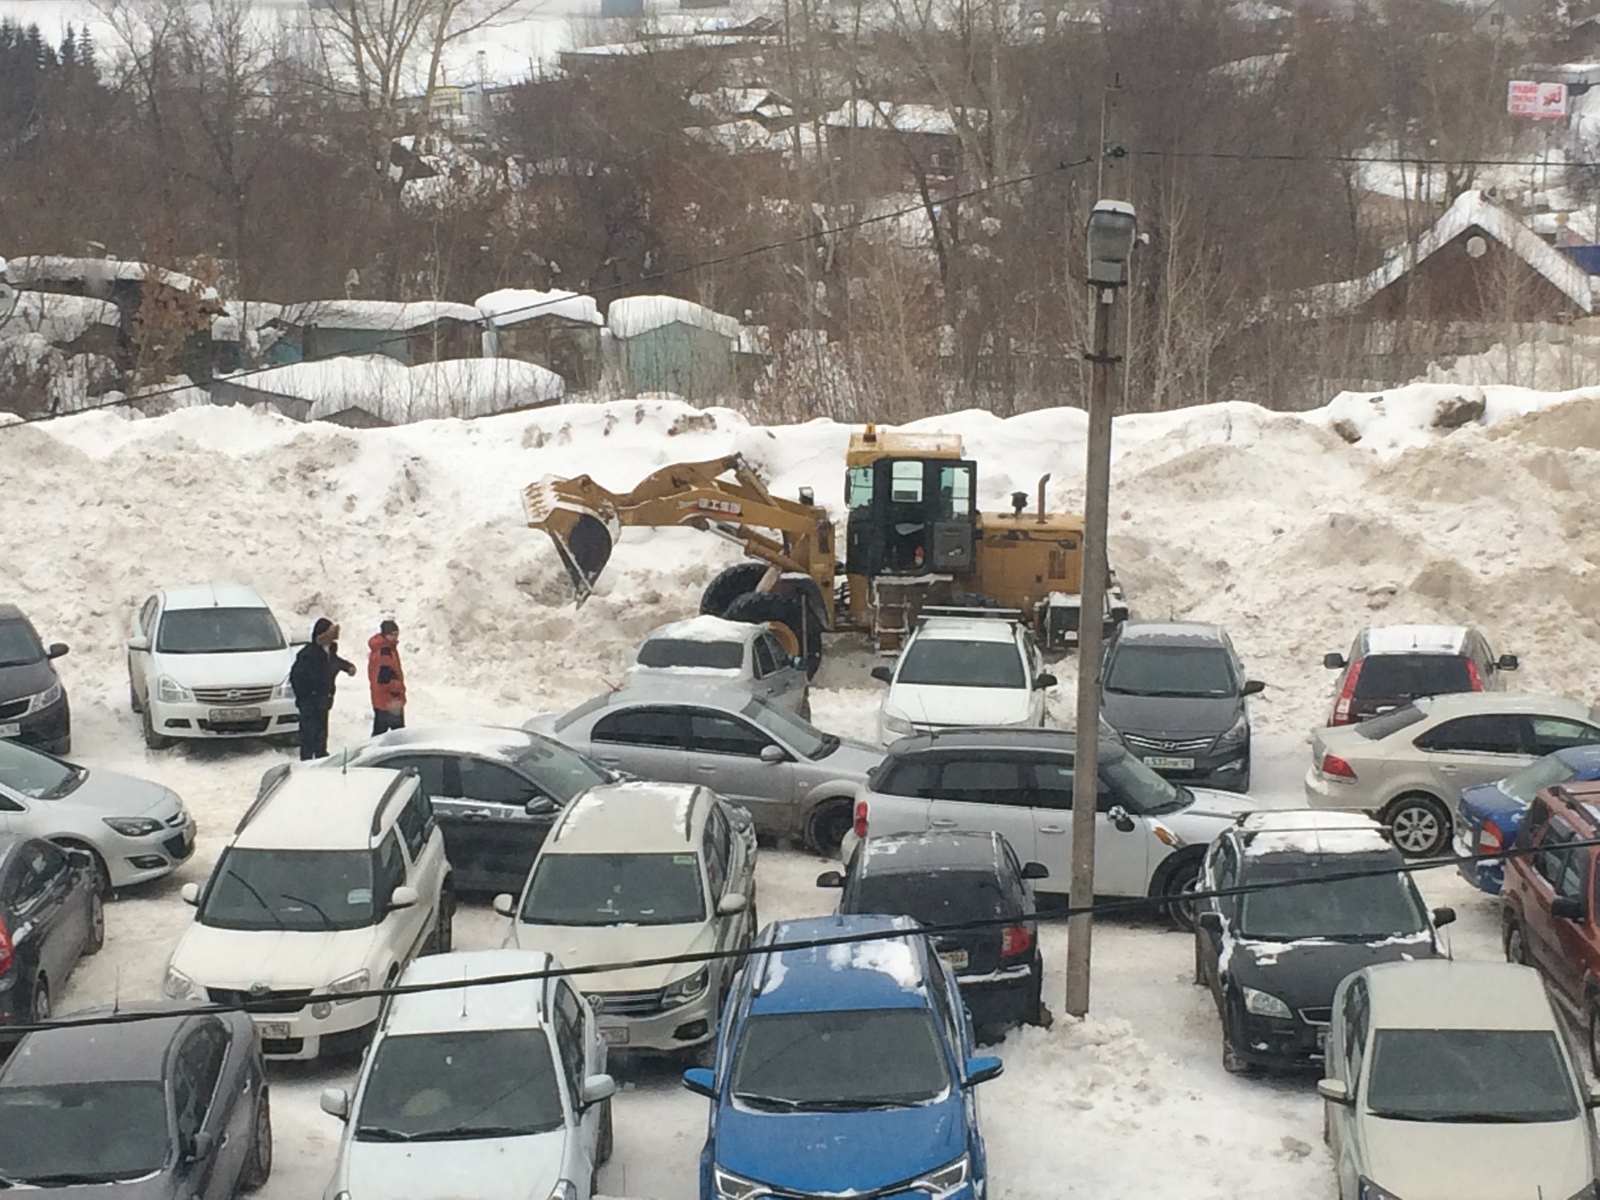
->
left=6, top=383, right=1599, bottom=1198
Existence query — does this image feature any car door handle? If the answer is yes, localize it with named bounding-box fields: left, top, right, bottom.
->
left=1438, top=764, right=1460, bottom=773
left=1038, top=825, right=1067, bottom=834
left=929, top=818, right=957, bottom=829
left=461, top=809, right=493, bottom=819
left=694, top=764, right=716, bottom=773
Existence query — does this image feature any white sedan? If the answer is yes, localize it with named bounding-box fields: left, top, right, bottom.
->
left=1304, top=692, right=1600, bottom=857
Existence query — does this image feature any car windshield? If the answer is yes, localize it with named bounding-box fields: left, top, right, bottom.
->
left=853, top=870, right=1011, bottom=926
left=744, top=700, right=831, bottom=759
left=1237, top=863, right=1427, bottom=940
left=1355, top=704, right=1428, bottom=740
left=1500, top=755, right=1580, bottom=803
left=730, top=1009, right=951, bottom=1110
left=1106, top=644, right=1237, bottom=698
left=896, top=638, right=1025, bottom=689
left=200, top=848, right=377, bottom=931
left=1354, top=654, right=1471, bottom=701
left=156, top=607, right=285, bottom=655
left=0, top=740, right=80, bottom=799
left=0, top=1081, right=169, bottom=1181
left=1366, top=1029, right=1579, bottom=1123
left=0, top=620, right=44, bottom=669
left=521, top=852, right=705, bottom=926
left=515, top=738, right=611, bottom=800
left=355, top=1030, right=565, bottom=1142
left=1101, top=746, right=1187, bottom=815
left=636, top=638, right=744, bottom=671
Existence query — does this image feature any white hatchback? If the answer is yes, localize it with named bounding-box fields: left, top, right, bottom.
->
left=623, top=615, right=809, bottom=717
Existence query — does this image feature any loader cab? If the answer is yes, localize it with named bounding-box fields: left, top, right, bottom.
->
left=845, top=456, right=977, bottom=578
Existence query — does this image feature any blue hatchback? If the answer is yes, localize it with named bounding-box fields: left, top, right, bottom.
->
left=1456, top=746, right=1600, bottom=893
left=683, top=914, right=1001, bottom=1200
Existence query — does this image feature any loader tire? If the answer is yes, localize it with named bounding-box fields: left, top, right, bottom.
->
left=701, top=562, right=771, bottom=618
left=725, top=592, right=823, bottom=677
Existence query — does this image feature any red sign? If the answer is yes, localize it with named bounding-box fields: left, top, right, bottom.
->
left=1508, top=80, right=1569, bottom=119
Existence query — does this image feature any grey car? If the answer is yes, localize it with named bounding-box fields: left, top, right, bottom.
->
left=1101, top=622, right=1263, bottom=793
left=0, top=605, right=70, bottom=756
left=526, top=684, right=881, bottom=853
left=0, top=1002, right=271, bottom=1197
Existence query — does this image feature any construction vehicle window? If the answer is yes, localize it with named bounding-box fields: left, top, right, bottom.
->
left=890, top=461, right=924, bottom=504
left=846, top=466, right=874, bottom=508
left=937, top=465, right=973, bottom=518
left=752, top=637, right=779, bottom=679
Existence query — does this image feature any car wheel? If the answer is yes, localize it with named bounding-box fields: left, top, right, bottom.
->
left=141, top=705, right=173, bottom=751
left=1160, top=856, right=1202, bottom=931
left=1383, top=794, right=1450, bottom=858
left=240, top=1089, right=273, bottom=1190
left=1221, top=996, right=1252, bottom=1076
left=597, top=1095, right=614, bottom=1166
left=700, top=561, right=770, bottom=618
left=804, top=800, right=853, bottom=858
left=1505, top=919, right=1529, bottom=966
left=129, top=682, right=142, bottom=714
left=30, top=978, right=49, bottom=1025
left=85, top=887, right=105, bottom=955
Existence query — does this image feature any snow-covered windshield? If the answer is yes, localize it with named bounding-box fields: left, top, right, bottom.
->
left=1106, top=644, right=1237, bottom=698
left=521, top=852, right=705, bottom=926
left=730, top=1009, right=950, bottom=1110
left=356, top=1030, right=565, bottom=1142
left=1500, top=755, right=1579, bottom=804
left=0, top=740, right=79, bottom=798
left=896, top=639, right=1024, bottom=689
left=744, top=699, right=831, bottom=758
left=515, top=738, right=611, bottom=799
left=0, top=620, right=44, bottom=669
left=1366, top=1030, right=1578, bottom=1124
left=157, top=607, right=285, bottom=654
left=637, top=638, right=744, bottom=671
left=0, top=1081, right=169, bottom=1181
left=1238, top=864, right=1426, bottom=940
left=201, top=847, right=377, bottom=931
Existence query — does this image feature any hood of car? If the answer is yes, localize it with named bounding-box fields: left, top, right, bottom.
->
left=885, top=684, right=1032, bottom=729
left=1360, top=1112, right=1594, bottom=1200
left=157, top=649, right=293, bottom=689
left=1225, top=933, right=1438, bottom=1011
left=61, top=769, right=180, bottom=819
left=513, top=919, right=715, bottom=993
left=1159, top=788, right=1258, bottom=844
left=0, top=657, right=54, bottom=704
left=1102, top=692, right=1241, bottom=739
left=805, top=738, right=882, bottom=781
left=713, top=1095, right=967, bottom=1194
left=1458, top=780, right=1527, bottom=823
left=8, top=1171, right=177, bottom=1200
left=341, top=1128, right=569, bottom=1200
left=170, top=923, right=380, bottom=991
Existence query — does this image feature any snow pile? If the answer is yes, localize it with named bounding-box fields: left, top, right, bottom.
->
left=1307, top=381, right=1600, bottom=456
left=825, top=937, right=922, bottom=990
left=223, top=355, right=564, bottom=424
left=277, top=300, right=484, bottom=331
left=477, top=289, right=602, bottom=328
left=608, top=295, right=741, bottom=341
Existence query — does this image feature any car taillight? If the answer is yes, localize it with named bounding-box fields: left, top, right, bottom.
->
left=1466, top=659, right=1484, bottom=691
left=853, top=799, right=869, bottom=839
left=1000, top=924, right=1032, bottom=958
left=1331, top=660, right=1364, bottom=725
left=0, top=916, right=12, bottom=976
left=1479, top=820, right=1504, bottom=854
left=1320, top=753, right=1357, bottom=781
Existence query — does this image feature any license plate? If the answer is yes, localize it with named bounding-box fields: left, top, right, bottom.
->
left=600, top=1026, right=629, bottom=1046
left=938, top=949, right=969, bottom=970
left=0, top=724, right=17, bottom=738
left=210, top=707, right=261, bottom=722
left=1144, top=756, right=1194, bottom=771
left=255, top=1021, right=291, bottom=1040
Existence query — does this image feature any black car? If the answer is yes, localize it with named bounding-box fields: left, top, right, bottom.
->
left=819, top=830, right=1047, bottom=1038
left=0, top=606, right=70, bottom=756
left=0, top=1003, right=271, bottom=1196
left=0, top=838, right=102, bottom=1030
left=1194, top=811, right=1454, bottom=1074
left=1322, top=623, right=1517, bottom=727
left=1101, top=621, right=1262, bottom=792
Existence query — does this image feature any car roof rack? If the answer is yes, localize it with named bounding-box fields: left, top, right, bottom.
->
left=917, top=605, right=1024, bottom=626
left=236, top=764, right=294, bottom=834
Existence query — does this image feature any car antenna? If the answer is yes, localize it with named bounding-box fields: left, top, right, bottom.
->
left=460, top=963, right=470, bottom=1020
left=112, top=965, right=121, bottom=1015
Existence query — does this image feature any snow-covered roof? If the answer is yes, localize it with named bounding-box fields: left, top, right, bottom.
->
left=277, top=300, right=485, bottom=331
left=687, top=88, right=792, bottom=120
left=644, top=615, right=757, bottom=644
left=1240, top=810, right=1393, bottom=857
left=476, top=288, right=602, bottom=327
left=2, top=291, right=119, bottom=344
left=7, top=255, right=221, bottom=302
left=1307, top=190, right=1593, bottom=316
left=212, top=300, right=284, bottom=342
left=684, top=120, right=819, bottom=156
left=225, top=355, right=563, bottom=424
left=821, top=99, right=983, bottom=136
left=608, top=295, right=741, bottom=340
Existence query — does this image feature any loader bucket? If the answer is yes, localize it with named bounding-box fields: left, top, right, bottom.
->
left=547, top=511, right=614, bottom=602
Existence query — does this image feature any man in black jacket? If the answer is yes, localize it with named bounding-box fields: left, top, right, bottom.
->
left=289, top=617, right=356, bottom=760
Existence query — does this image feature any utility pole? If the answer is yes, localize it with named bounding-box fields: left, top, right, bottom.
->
left=1065, top=81, right=1134, bottom=1019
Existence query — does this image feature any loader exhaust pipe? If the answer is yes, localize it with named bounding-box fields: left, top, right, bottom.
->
left=1037, top=474, right=1050, bottom=523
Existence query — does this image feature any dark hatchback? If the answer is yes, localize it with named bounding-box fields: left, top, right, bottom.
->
left=820, top=830, right=1047, bottom=1038
left=1195, top=812, right=1452, bottom=1073
left=0, top=606, right=70, bottom=756
left=0, top=838, right=102, bottom=1033
left=0, top=1004, right=271, bottom=1197
left=1322, top=623, right=1516, bottom=727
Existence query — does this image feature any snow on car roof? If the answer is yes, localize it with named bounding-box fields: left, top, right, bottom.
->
left=1362, top=624, right=1469, bottom=655
left=549, top=781, right=703, bottom=851
left=384, top=949, right=555, bottom=1034
left=827, top=938, right=922, bottom=992
left=644, top=615, right=758, bottom=644
left=161, top=583, right=271, bottom=611
left=1118, top=621, right=1226, bottom=644
left=914, top=617, right=1018, bottom=642
left=356, top=725, right=536, bottom=759
left=241, top=767, right=408, bottom=850
left=1240, top=810, right=1392, bottom=857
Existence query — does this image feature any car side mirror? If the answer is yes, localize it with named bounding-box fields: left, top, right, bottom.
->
left=1316, top=1078, right=1352, bottom=1106
left=1241, top=679, right=1265, bottom=696
left=816, top=870, right=845, bottom=888
left=759, top=744, right=788, bottom=765
left=870, top=666, right=893, bottom=683
left=1552, top=895, right=1586, bottom=922
left=180, top=882, right=201, bottom=906
left=524, top=797, right=558, bottom=816
left=126, top=635, right=149, bottom=652
left=186, top=1131, right=215, bottom=1162
left=1322, top=653, right=1346, bottom=670
left=1034, top=673, right=1058, bottom=690
left=963, top=1055, right=1003, bottom=1087
left=580, top=1074, right=617, bottom=1107
left=319, top=1087, right=350, bottom=1121
left=46, top=642, right=68, bottom=659
left=1431, top=906, right=1456, bottom=929
left=716, top=893, right=748, bottom=916
left=1020, top=861, right=1049, bottom=881
left=1497, top=653, right=1519, bottom=671
left=682, top=1067, right=716, bottom=1099
left=1106, top=804, right=1136, bottom=834
left=493, top=893, right=516, bottom=917
left=388, top=885, right=419, bottom=911
left=1197, top=910, right=1223, bottom=933
left=65, top=847, right=95, bottom=871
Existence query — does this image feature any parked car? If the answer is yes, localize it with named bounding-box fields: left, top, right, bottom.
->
left=845, top=728, right=1257, bottom=926
left=1319, top=961, right=1599, bottom=1200
left=682, top=914, right=1001, bottom=1200
left=871, top=614, right=1055, bottom=744
left=0, top=737, right=194, bottom=890
left=1455, top=746, right=1600, bottom=895
left=126, top=584, right=301, bottom=749
left=318, top=948, right=616, bottom=1200
left=527, top=684, right=879, bottom=854
left=1100, top=621, right=1262, bottom=792
left=1321, top=623, right=1517, bottom=727
left=163, top=765, right=452, bottom=1061
left=1304, top=692, right=1600, bottom=858
left=819, top=830, right=1047, bottom=1038
left=1195, top=811, right=1451, bottom=1075
left=0, top=837, right=102, bottom=1026
left=624, top=616, right=810, bottom=718
left=0, top=1002, right=271, bottom=1195
left=318, top=726, right=617, bottom=895
left=0, top=605, right=70, bottom=755
left=497, top=781, right=756, bottom=1055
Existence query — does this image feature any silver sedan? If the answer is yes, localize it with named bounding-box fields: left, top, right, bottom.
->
left=526, top=683, right=880, bottom=853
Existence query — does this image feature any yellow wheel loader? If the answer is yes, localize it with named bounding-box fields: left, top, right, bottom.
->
left=523, top=424, right=1126, bottom=673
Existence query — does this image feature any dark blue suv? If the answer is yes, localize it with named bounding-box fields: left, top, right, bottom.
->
left=683, top=914, right=1001, bottom=1200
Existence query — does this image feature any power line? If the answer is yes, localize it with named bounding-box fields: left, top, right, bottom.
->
left=1128, top=147, right=1600, bottom=171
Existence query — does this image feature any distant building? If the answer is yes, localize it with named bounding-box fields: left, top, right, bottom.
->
left=268, top=300, right=484, bottom=366
left=477, top=289, right=604, bottom=391
left=607, top=295, right=741, bottom=398
left=821, top=100, right=980, bottom=195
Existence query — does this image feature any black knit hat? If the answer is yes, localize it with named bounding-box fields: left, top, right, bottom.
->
left=379, top=619, right=399, bottom=635
left=311, top=617, right=333, bottom=640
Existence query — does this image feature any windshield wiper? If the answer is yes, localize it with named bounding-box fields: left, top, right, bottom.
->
left=9, top=1171, right=142, bottom=1185
left=218, top=870, right=285, bottom=930
left=42, top=768, right=86, bottom=799
left=356, top=1126, right=419, bottom=1141
left=408, top=1123, right=553, bottom=1140
left=733, top=1093, right=807, bottom=1111
left=280, top=892, right=335, bottom=930
left=1369, top=1110, right=1548, bottom=1124
left=813, top=735, right=840, bottom=758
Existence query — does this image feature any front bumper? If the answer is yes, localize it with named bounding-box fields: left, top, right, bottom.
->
left=1129, top=744, right=1249, bottom=791
left=703, top=1164, right=978, bottom=1200
left=1231, top=1008, right=1328, bottom=1068
left=148, top=695, right=298, bottom=740
left=105, top=811, right=197, bottom=888
left=1, top=694, right=71, bottom=753
left=231, top=992, right=383, bottom=1061
left=594, top=986, right=717, bottom=1053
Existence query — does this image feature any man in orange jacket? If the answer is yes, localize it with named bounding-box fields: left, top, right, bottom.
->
left=368, top=619, right=406, bottom=735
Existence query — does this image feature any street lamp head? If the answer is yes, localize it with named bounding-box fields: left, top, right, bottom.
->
left=1086, top=199, right=1138, bottom=288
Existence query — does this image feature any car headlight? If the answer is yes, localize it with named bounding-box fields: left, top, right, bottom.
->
left=664, top=967, right=710, bottom=1007
left=103, top=816, right=163, bottom=838
left=881, top=711, right=915, bottom=736
left=1242, top=987, right=1292, bottom=1019
left=546, top=1182, right=577, bottom=1200
left=271, top=676, right=291, bottom=700
left=1357, top=1179, right=1404, bottom=1200
left=328, top=970, right=370, bottom=1004
left=713, top=1166, right=765, bottom=1200
left=1215, top=713, right=1249, bottom=748
left=25, top=682, right=62, bottom=714
left=164, top=968, right=194, bottom=1000
left=910, top=1155, right=970, bottom=1197
left=156, top=675, right=193, bottom=704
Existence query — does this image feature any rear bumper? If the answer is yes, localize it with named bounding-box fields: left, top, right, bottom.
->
left=1303, top=767, right=1366, bottom=810
left=957, top=963, right=1038, bottom=1029
left=1454, top=825, right=1503, bottom=894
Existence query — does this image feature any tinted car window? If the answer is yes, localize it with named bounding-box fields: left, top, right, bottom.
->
left=1356, top=704, right=1428, bottom=740
left=0, top=620, right=43, bottom=668
left=897, top=639, right=1024, bottom=689
left=514, top=740, right=610, bottom=799
left=375, top=754, right=447, bottom=798
left=934, top=759, right=1025, bottom=805
left=690, top=712, right=770, bottom=757
left=1354, top=654, right=1471, bottom=700
left=637, top=639, right=744, bottom=671
left=591, top=708, right=688, bottom=749
left=459, top=759, right=538, bottom=804
left=0, top=1082, right=169, bottom=1179
left=1530, top=718, right=1600, bottom=756
left=853, top=870, right=1015, bottom=925
left=1417, top=715, right=1527, bottom=755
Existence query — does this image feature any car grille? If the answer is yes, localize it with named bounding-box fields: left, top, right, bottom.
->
left=163, top=833, right=192, bottom=861
left=261, top=1037, right=304, bottom=1056
left=594, top=987, right=668, bottom=1016
left=193, top=687, right=274, bottom=705
left=0, top=699, right=26, bottom=720
left=1298, top=1007, right=1332, bottom=1026
left=207, top=987, right=313, bottom=1013
left=198, top=717, right=271, bottom=733
left=1121, top=733, right=1215, bottom=754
